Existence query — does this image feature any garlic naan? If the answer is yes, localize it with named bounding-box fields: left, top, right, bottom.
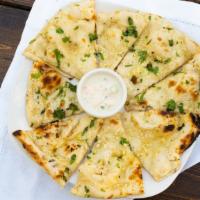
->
left=24, top=0, right=97, bottom=79
left=117, top=15, right=200, bottom=100
left=122, top=110, right=200, bottom=181
left=72, top=114, right=143, bottom=198
left=13, top=114, right=103, bottom=187
left=96, top=10, right=148, bottom=69
left=126, top=54, right=200, bottom=113
left=26, top=62, right=82, bottom=128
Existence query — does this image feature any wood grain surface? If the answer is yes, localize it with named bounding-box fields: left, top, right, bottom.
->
left=0, top=0, right=200, bottom=200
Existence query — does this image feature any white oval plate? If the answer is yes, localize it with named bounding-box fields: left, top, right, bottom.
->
left=5, top=0, right=200, bottom=199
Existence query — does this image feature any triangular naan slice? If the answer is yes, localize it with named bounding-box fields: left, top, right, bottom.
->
left=72, top=114, right=143, bottom=198
left=24, top=0, right=97, bottom=79
left=26, top=62, right=82, bottom=128
left=126, top=53, right=200, bottom=113
left=122, top=110, right=200, bottom=181
left=117, top=14, right=200, bottom=100
left=13, top=114, right=103, bottom=187
left=96, top=10, right=148, bottom=69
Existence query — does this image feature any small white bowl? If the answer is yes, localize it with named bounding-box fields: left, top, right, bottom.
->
left=77, top=68, right=127, bottom=118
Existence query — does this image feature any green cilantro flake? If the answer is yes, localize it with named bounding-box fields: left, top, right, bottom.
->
left=166, top=99, right=176, bottom=112
left=67, top=103, right=79, bottom=114
left=70, top=154, right=76, bottom=164
left=125, top=64, right=132, bottom=67
left=56, top=27, right=64, bottom=34
left=74, top=26, right=79, bottom=30
left=95, top=52, right=104, bottom=60
left=62, top=36, right=71, bottom=43
left=29, top=38, right=36, bottom=44
left=84, top=53, right=91, bottom=58
left=168, top=39, right=174, bottom=47
left=178, top=102, right=184, bottom=114
left=128, top=17, right=133, bottom=25
left=146, top=63, right=159, bottom=75
left=138, top=50, right=148, bottom=63
left=123, top=25, right=138, bottom=37
left=54, top=49, right=64, bottom=68
left=136, top=92, right=145, bottom=103
left=89, top=33, right=98, bottom=42
left=122, top=17, right=138, bottom=37
left=53, top=108, right=65, bottom=119
left=163, top=58, right=171, bottom=64
left=67, top=82, right=77, bottom=92
left=120, top=137, right=129, bottom=145
left=31, top=71, right=42, bottom=79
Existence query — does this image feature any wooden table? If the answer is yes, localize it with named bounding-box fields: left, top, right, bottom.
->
left=0, top=0, right=200, bottom=199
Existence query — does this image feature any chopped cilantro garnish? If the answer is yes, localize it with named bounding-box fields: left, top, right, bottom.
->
left=89, top=33, right=98, bottom=42
left=31, top=71, right=42, bottom=79
left=178, top=102, right=184, bottom=114
left=163, top=58, right=171, bottom=64
left=138, top=50, right=148, bottom=63
left=148, top=15, right=152, bottom=20
left=166, top=99, right=176, bottom=112
left=84, top=53, right=91, bottom=58
left=67, top=103, right=79, bottom=114
left=123, top=17, right=138, bottom=37
left=62, top=36, right=71, bottom=43
left=67, top=82, right=77, bottom=92
left=70, top=154, right=76, bottom=164
left=56, top=27, right=64, bottom=34
left=82, top=118, right=96, bottom=136
left=123, top=25, right=138, bottom=37
left=120, top=137, right=129, bottom=145
left=136, top=92, right=145, bottom=103
left=54, top=49, right=64, bottom=68
left=128, top=17, right=133, bottom=25
left=168, top=39, right=174, bottom=47
left=53, top=108, right=65, bottom=119
left=29, top=38, right=36, bottom=44
left=125, top=64, right=132, bottom=67
left=74, top=26, right=79, bottom=30
left=95, top=52, right=104, bottom=60
left=90, top=118, right=96, bottom=128
left=146, top=63, right=159, bottom=75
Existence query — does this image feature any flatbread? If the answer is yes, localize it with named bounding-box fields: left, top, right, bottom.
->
left=26, top=62, right=82, bottom=128
left=117, top=14, right=200, bottom=100
left=122, top=110, right=200, bottom=181
left=126, top=53, right=200, bottom=113
left=72, top=114, right=144, bottom=198
left=24, top=0, right=97, bottom=79
left=96, top=10, right=148, bottom=69
left=13, top=114, right=103, bottom=187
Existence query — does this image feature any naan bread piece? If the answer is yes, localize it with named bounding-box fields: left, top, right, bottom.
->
left=96, top=10, right=148, bottom=69
left=26, top=62, right=82, bottom=128
left=117, top=15, right=200, bottom=99
left=122, top=110, right=200, bottom=181
left=126, top=54, right=200, bottom=112
left=72, top=114, right=144, bottom=198
left=24, top=0, right=97, bottom=79
left=13, top=114, right=103, bottom=187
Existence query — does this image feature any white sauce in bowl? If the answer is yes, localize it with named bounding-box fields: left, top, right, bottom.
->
left=77, top=69, right=127, bottom=118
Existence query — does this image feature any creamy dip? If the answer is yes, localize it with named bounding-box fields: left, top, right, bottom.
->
left=78, top=69, right=126, bottom=117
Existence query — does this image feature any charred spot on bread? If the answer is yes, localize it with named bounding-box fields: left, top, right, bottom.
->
left=190, top=113, right=200, bottom=129
left=13, top=130, right=22, bottom=137
left=163, top=124, right=175, bottom=132
left=178, top=131, right=200, bottom=154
